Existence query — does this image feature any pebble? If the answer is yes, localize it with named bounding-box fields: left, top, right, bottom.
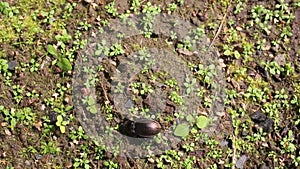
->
left=236, top=155, right=248, bottom=169
left=8, top=60, right=17, bottom=71
left=4, top=129, right=11, bottom=136
left=251, top=110, right=274, bottom=132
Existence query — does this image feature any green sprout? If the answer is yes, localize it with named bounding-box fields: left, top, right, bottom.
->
left=105, top=1, right=118, bottom=16
left=56, top=115, right=69, bottom=133
left=169, top=91, right=183, bottom=105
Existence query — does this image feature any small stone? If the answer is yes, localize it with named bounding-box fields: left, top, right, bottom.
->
left=220, top=140, right=228, bottom=147
left=66, top=82, right=71, bottom=89
left=35, top=154, right=43, bottom=160
left=73, top=140, right=79, bottom=144
left=53, top=135, right=57, bottom=140
left=236, top=155, right=248, bottom=169
left=40, top=104, right=46, bottom=111
left=218, top=58, right=226, bottom=68
left=236, top=26, right=243, bottom=31
left=274, top=54, right=286, bottom=66
left=251, top=110, right=274, bottom=132
left=218, top=160, right=225, bottom=164
left=65, top=161, right=72, bottom=168
left=8, top=60, right=17, bottom=71
left=251, top=110, right=266, bottom=122
left=25, top=160, right=31, bottom=166
left=84, top=0, right=93, bottom=3
left=4, top=129, right=11, bottom=136
left=147, top=158, right=155, bottom=163
left=1, top=122, right=8, bottom=127
left=261, top=142, right=268, bottom=147
left=49, top=112, right=57, bottom=124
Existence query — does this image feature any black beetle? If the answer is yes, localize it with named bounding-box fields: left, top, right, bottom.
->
left=121, top=118, right=162, bottom=138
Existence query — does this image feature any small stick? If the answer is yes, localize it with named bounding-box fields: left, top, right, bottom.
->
left=231, top=135, right=237, bottom=169
left=99, top=72, right=110, bottom=104
left=208, top=1, right=232, bottom=49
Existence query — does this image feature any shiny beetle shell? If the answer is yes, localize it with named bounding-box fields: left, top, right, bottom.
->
left=122, top=118, right=162, bottom=138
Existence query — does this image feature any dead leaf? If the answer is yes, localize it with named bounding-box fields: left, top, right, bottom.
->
left=177, top=48, right=198, bottom=56
left=34, top=121, right=43, bottom=131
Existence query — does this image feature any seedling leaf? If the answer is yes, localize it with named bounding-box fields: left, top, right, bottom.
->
left=88, top=105, right=97, bottom=114
left=60, top=126, right=66, bottom=133
left=47, top=44, right=57, bottom=56
left=174, top=123, right=189, bottom=137
left=56, top=115, right=63, bottom=124
left=196, top=115, right=208, bottom=129
left=186, top=114, right=195, bottom=123
left=11, top=118, right=17, bottom=130
left=88, top=96, right=95, bottom=106
left=57, top=58, right=72, bottom=71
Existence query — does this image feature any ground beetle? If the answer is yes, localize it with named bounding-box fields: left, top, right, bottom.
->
left=121, top=118, right=162, bottom=138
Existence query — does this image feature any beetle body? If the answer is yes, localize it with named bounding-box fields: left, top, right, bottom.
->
left=121, top=118, right=162, bottom=138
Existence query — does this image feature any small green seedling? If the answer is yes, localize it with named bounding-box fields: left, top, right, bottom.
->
left=47, top=44, right=72, bottom=72
left=56, top=115, right=69, bottom=133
